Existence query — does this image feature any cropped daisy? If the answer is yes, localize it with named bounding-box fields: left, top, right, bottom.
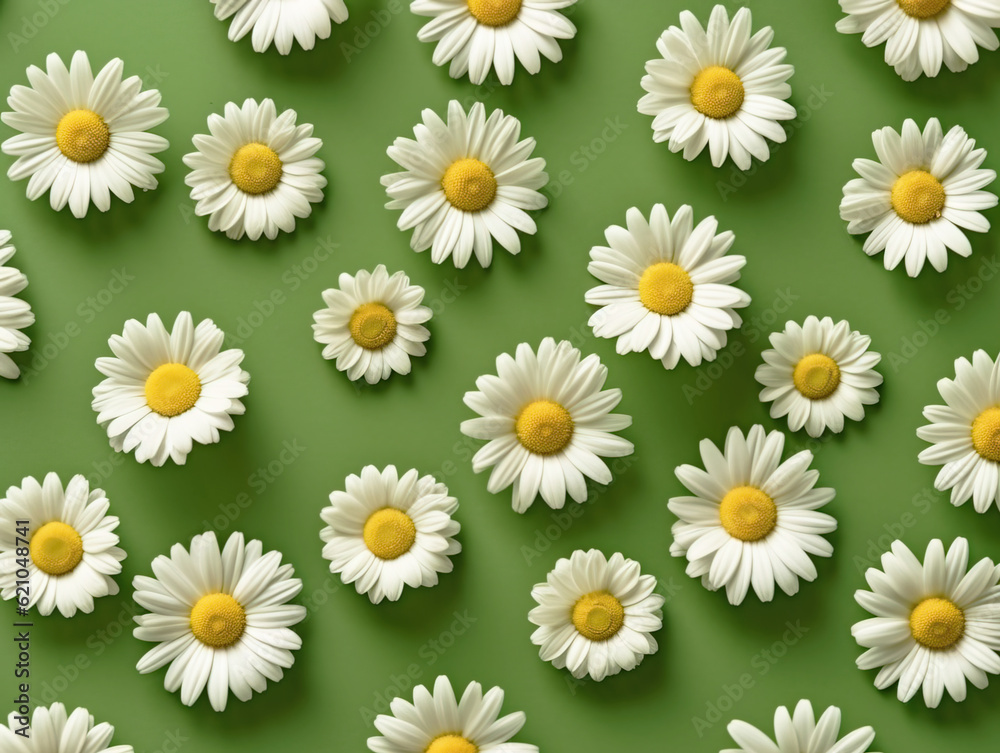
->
left=411, top=0, right=577, bottom=85
left=585, top=204, right=750, bottom=369
left=1, top=50, right=169, bottom=218
left=528, top=549, right=663, bottom=681
left=725, top=700, right=878, bottom=753
left=211, top=0, right=349, bottom=54
left=2, top=704, right=134, bottom=753
left=755, top=316, right=883, bottom=438
left=840, top=118, right=997, bottom=277
left=320, top=465, right=461, bottom=604
left=836, top=0, right=1000, bottom=81
left=133, top=531, right=306, bottom=712
left=0, top=231, right=34, bottom=380
left=669, top=425, right=836, bottom=605
left=852, top=537, right=1000, bottom=707
left=92, top=312, right=250, bottom=466
left=382, top=100, right=548, bottom=268
left=312, top=265, right=432, bottom=384
left=460, top=337, right=633, bottom=513
left=0, top=473, right=125, bottom=617
left=368, top=675, right=537, bottom=753
left=183, top=98, right=326, bottom=241
left=638, top=5, right=795, bottom=169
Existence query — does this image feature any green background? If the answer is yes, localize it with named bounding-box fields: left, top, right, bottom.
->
left=2, top=0, right=1000, bottom=750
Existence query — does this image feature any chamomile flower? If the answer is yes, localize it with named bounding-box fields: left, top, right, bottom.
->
left=669, top=425, right=836, bottom=605
left=91, top=312, right=250, bottom=467
left=755, top=316, right=883, bottom=438
left=312, top=265, right=432, bottom=384
left=852, top=537, right=1000, bottom=707
left=133, top=531, right=306, bottom=712
left=1, top=50, right=169, bottom=218
left=211, top=0, right=349, bottom=55
left=725, top=700, right=878, bottom=753
left=638, top=5, right=795, bottom=169
left=460, top=337, right=633, bottom=513
left=382, top=100, right=548, bottom=268
left=585, top=204, right=750, bottom=369
left=840, top=118, right=996, bottom=276
left=1, top=704, right=134, bottom=753
left=0, top=231, right=34, bottom=380
left=0, top=473, right=125, bottom=617
left=183, top=98, right=326, bottom=241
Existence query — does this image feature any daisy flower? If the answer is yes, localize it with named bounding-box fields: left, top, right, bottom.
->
left=637, top=5, right=795, bottom=170
left=133, top=531, right=306, bottom=712
left=368, top=675, right=537, bottom=753
left=382, top=100, right=548, bottom=269
left=183, top=98, right=326, bottom=241
left=669, top=425, right=836, bottom=605
left=411, top=0, right=577, bottom=85
left=585, top=204, right=750, bottom=369
left=852, top=537, right=1000, bottom=707
left=0, top=473, right=125, bottom=617
left=0, top=231, right=34, bottom=380
left=840, top=117, right=997, bottom=277
left=836, top=0, right=1000, bottom=81
left=91, top=312, right=250, bottom=467
left=755, top=316, right=883, bottom=438
left=725, top=699, right=878, bottom=753
left=320, top=465, right=461, bottom=604
left=312, top=265, right=432, bottom=384
left=1, top=703, right=134, bottom=753
left=211, top=0, right=349, bottom=55
left=460, top=337, right=633, bottom=513
left=528, top=549, right=663, bottom=681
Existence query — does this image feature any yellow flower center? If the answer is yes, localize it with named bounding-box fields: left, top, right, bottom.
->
left=690, top=66, right=745, bottom=120
left=515, top=400, right=574, bottom=455
left=793, top=353, right=841, bottom=400
left=363, top=508, right=416, bottom=560
left=638, top=262, right=694, bottom=316
left=571, top=590, right=625, bottom=641
left=719, top=486, right=777, bottom=542
left=426, top=736, right=478, bottom=753
left=29, top=521, right=83, bottom=575
left=971, top=407, right=1000, bottom=462
left=145, top=363, right=202, bottom=417
left=909, top=597, right=965, bottom=649
left=891, top=170, right=946, bottom=224
left=442, top=158, right=497, bottom=213
left=349, top=302, right=397, bottom=350
left=897, top=0, right=950, bottom=19
left=55, top=109, right=110, bottom=164
left=229, top=143, right=283, bottom=195
left=189, top=593, right=247, bottom=648
left=467, top=0, right=522, bottom=26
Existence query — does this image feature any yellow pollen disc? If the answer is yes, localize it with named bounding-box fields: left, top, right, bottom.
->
left=55, top=109, right=110, bottom=164
left=363, top=508, right=416, bottom=560
left=515, top=400, right=574, bottom=455
left=467, top=0, right=522, bottom=26
left=909, top=597, right=964, bottom=649
left=571, top=590, right=625, bottom=641
left=426, top=736, right=478, bottom=753
left=229, top=142, right=283, bottom=195
left=441, top=158, right=497, bottom=213
left=638, top=262, right=694, bottom=316
left=189, top=593, right=247, bottom=648
left=897, top=0, right=950, bottom=19
left=891, top=170, right=946, bottom=224
left=971, top=407, right=1000, bottom=462
left=793, top=353, right=841, bottom=400
left=145, top=363, right=202, bottom=417
left=29, top=521, right=83, bottom=575
left=719, top=486, right=777, bottom=542
left=690, top=66, right=745, bottom=120
left=349, top=302, right=397, bottom=350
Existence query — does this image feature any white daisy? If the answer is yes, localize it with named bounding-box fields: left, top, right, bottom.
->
left=528, top=549, right=663, bottom=681
left=133, top=531, right=306, bottom=712
left=725, top=699, right=878, bottom=753
left=0, top=231, right=34, bottom=380
left=852, top=537, right=1000, bottom=707
left=1, top=703, right=134, bottom=753
left=840, top=117, right=997, bottom=277
left=183, top=98, right=326, bottom=241
left=91, top=311, right=250, bottom=467
left=755, top=316, right=883, bottom=438
left=382, top=100, right=548, bottom=269
left=0, top=473, right=125, bottom=618
left=585, top=204, right=750, bottom=369
left=460, top=337, right=633, bottom=513
left=312, top=265, right=432, bottom=384
left=669, top=425, right=836, bottom=606
left=836, top=0, right=1000, bottom=81
left=1, top=50, right=169, bottom=218
left=411, top=0, right=577, bottom=85
left=368, top=675, right=537, bottom=753
left=637, top=5, right=795, bottom=170
left=211, top=0, right=349, bottom=55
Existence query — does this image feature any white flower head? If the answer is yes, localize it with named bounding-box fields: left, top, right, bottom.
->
left=211, top=0, right=349, bottom=54
left=2, top=703, right=133, bottom=753
left=725, top=700, right=879, bottom=753
left=0, top=231, right=34, bottom=380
